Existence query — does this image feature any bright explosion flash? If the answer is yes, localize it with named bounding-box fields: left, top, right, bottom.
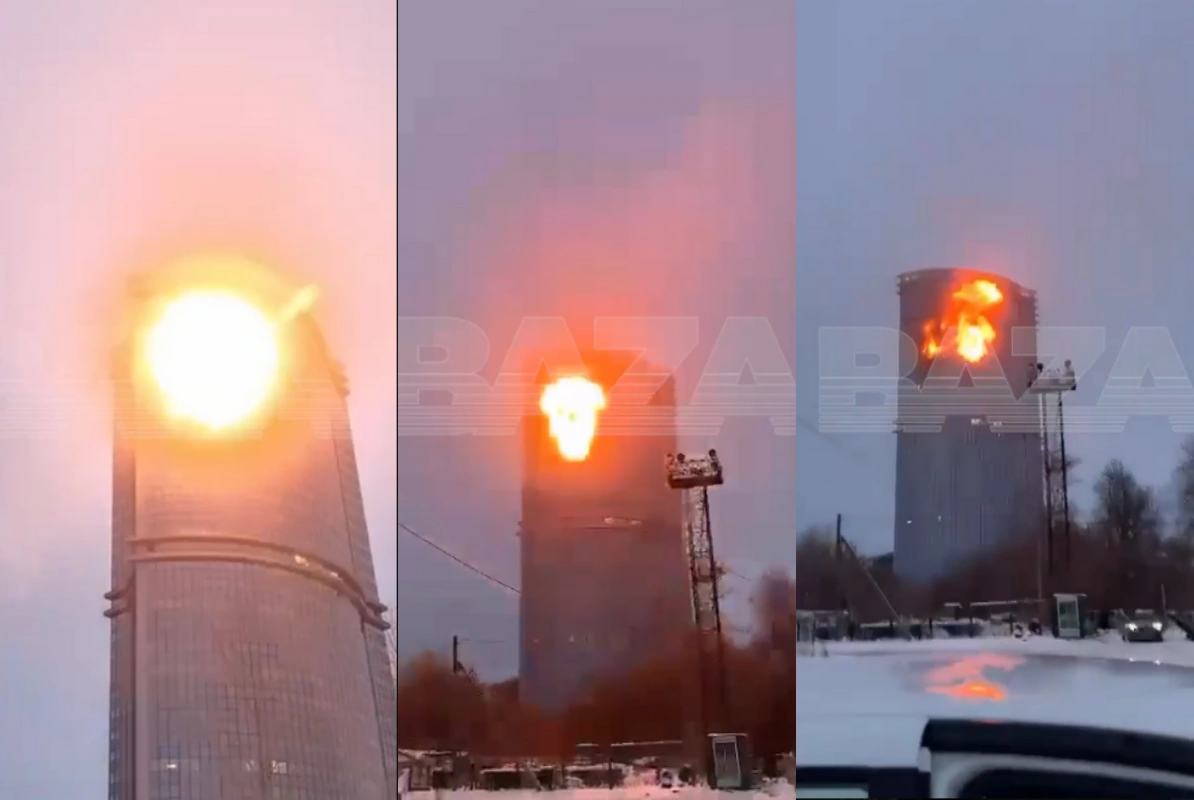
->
left=145, top=291, right=280, bottom=430
left=539, top=376, right=606, bottom=462
left=923, top=278, right=1004, bottom=363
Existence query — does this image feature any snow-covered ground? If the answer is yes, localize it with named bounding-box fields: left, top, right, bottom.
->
left=405, top=788, right=793, bottom=799
left=797, top=630, right=1194, bottom=767
left=812, top=629, right=1194, bottom=667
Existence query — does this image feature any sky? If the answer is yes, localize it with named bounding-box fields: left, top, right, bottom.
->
left=798, top=0, right=1194, bottom=553
left=398, top=0, right=796, bottom=679
left=0, top=2, right=396, bottom=797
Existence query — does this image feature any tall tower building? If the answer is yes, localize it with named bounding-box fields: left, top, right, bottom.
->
left=893, top=268, right=1045, bottom=583
left=105, top=267, right=397, bottom=800
left=519, top=353, right=691, bottom=712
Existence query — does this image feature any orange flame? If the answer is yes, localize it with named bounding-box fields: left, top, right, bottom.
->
left=539, top=376, right=606, bottom=462
left=923, top=278, right=1004, bottom=363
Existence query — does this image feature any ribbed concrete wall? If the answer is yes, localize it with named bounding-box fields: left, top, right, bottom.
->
left=893, top=269, right=1046, bottom=584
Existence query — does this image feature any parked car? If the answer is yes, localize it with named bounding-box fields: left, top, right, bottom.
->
left=1122, top=614, right=1164, bottom=643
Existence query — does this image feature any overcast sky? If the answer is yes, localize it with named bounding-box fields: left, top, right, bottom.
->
left=799, top=0, right=1194, bottom=553
left=0, top=2, right=395, bottom=797
left=398, top=0, right=796, bottom=678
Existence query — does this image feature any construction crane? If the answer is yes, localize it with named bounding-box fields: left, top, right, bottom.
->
left=665, top=450, right=728, bottom=752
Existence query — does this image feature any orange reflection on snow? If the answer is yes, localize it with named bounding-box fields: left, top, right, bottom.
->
left=927, top=677, right=1008, bottom=702
left=924, top=653, right=1022, bottom=703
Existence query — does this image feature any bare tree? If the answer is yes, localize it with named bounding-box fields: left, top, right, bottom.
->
left=1174, top=435, right=1194, bottom=541
left=397, top=651, right=489, bottom=750
left=1092, top=459, right=1161, bottom=608
left=1092, top=459, right=1159, bottom=546
left=794, top=525, right=837, bottom=609
left=751, top=568, right=796, bottom=650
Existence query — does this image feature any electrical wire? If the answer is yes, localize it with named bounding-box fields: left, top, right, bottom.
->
left=399, top=520, right=760, bottom=594
left=797, top=414, right=886, bottom=473
left=398, top=520, right=520, bottom=595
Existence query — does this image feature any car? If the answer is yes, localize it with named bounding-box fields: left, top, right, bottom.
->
left=1123, top=614, right=1165, bottom=643
left=796, top=645, right=1194, bottom=798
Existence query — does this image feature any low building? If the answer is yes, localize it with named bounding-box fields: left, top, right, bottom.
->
left=397, top=750, right=431, bottom=791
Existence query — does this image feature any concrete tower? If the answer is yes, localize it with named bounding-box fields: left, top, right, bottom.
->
left=519, top=352, right=691, bottom=712
left=893, top=268, right=1045, bottom=583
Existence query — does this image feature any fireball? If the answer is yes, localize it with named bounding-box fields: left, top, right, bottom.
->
left=144, top=290, right=280, bottom=430
left=539, top=376, right=606, bottom=461
left=922, top=278, right=1004, bottom=363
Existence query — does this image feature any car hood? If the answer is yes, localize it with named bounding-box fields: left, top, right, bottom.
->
left=797, top=644, right=1194, bottom=767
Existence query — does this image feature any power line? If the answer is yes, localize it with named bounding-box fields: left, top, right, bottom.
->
left=723, top=565, right=757, bottom=584
left=399, top=521, right=763, bottom=595
left=797, top=414, right=886, bottom=473
left=398, top=520, right=521, bottom=595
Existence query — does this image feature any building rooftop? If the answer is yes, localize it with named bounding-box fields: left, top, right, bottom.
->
left=896, top=267, right=1036, bottom=298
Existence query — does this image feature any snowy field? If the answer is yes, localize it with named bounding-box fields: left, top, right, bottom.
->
left=809, top=628, right=1194, bottom=667
left=797, top=630, right=1194, bottom=767
left=408, top=789, right=794, bottom=799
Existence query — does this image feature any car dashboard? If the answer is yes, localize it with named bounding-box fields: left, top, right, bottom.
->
left=795, top=719, right=1194, bottom=798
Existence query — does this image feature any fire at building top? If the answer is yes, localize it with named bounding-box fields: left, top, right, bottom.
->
left=539, top=375, right=606, bottom=462
left=920, top=276, right=1004, bottom=364
left=524, top=349, right=664, bottom=468
left=521, top=349, right=680, bottom=521
left=126, top=256, right=321, bottom=434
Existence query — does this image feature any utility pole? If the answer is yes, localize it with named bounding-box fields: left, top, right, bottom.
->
left=834, top=514, right=845, bottom=614
left=450, top=635, right=466, bottom=767
left=835, top=515, right=899, bottom=625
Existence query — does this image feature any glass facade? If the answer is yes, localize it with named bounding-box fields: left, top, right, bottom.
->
left=107, top=319, right=397, bottom=800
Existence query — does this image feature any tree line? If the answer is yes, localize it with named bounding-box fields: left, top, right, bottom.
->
left=396, top=568, right=796, bottom=760
left=798, top=439, right=1194, bottom=619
